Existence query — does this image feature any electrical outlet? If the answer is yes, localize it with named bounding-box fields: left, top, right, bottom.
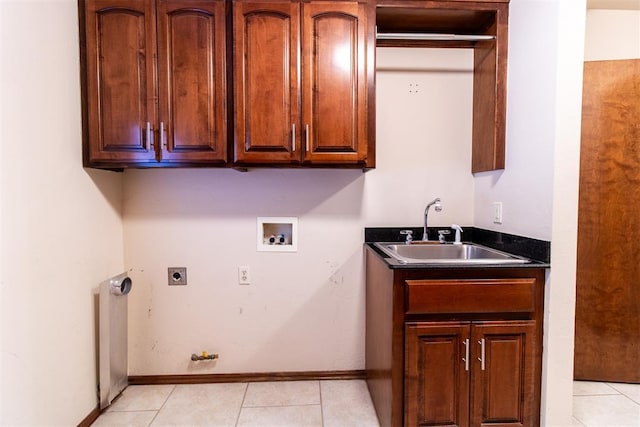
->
left=238, top=266, right=250, bottom=285
left=493, top=202, right=503, bottom=224
left=168, top=267, right=187, bottom=286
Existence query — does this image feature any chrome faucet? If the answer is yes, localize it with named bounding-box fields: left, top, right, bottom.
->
left=422, top=198, right=442, bottom=241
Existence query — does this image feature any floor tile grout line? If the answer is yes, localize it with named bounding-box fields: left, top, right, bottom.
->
left=147, top=383, right=176, bottom=426
left=606, top=383, right=640, bottom=405
left=318, top=381, right=325, bottom=427
left=241, top=403, right=323, bottom=409
left=618, top=392, right=640, bottom=408
left=573, top=393, right=625, bottom=397
left=571, top=415, right=587, bottom=426
left=234, top=382, right=249, bottom=427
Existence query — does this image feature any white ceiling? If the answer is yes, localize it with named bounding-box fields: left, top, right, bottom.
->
left=587, top=0, right=640, bottom=9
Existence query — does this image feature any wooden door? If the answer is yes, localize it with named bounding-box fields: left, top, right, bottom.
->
left=233, top=1, right=300, bottom=164
left=470, top=321, right=537, bottom=427
left=574, top=59, right=640, bottom=383
left=405, top=322, right=470, bottom=427
left=82, top=0, right=158, bottom=165
left=301, top=2, right=369, bottom=165
left=156, top=0, right=227, bottom=164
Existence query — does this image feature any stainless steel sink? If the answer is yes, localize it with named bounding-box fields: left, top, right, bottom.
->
left=374, top=242, right=529, bottom=264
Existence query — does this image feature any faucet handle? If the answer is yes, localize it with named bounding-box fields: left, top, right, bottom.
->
left=400, top=230, right=413, bottom=244
left=437, top=229, right=451, bottom=243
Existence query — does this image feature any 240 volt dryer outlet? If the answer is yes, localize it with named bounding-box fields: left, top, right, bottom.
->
left=168, top=267, right=187, bottom=286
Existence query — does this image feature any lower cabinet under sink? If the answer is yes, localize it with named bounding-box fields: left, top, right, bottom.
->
left=364, top=245, right=546, bottom=427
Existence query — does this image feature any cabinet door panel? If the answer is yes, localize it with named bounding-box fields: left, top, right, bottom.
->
left=234, top=2, right=300, bottom=163
left=157, top=0, right=227, bottom=163
left=84, top=0, right=157, bottom=163
left=405, top=322, right=470, bottom=427
left=471, top=321, right=536, bottom=427
left=302, top=2, right=368, bottom=164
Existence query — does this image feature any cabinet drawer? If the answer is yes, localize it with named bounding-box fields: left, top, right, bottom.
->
left=405, top=278, right=536, bottom=315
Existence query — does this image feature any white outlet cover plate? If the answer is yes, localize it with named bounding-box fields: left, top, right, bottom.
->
left=493, top=202, right=503, bottom=224
left=238, top=266, right=250, bottom=285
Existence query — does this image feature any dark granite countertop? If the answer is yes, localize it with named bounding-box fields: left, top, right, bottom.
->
left=364, top=227, right=551, bottom=270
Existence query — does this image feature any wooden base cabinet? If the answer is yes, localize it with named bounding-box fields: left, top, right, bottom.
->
left=80, top=0, right=227, bottom=168
left=365, top=247, right=545, bottom=427
left=405, top=321, right=537, bottom=427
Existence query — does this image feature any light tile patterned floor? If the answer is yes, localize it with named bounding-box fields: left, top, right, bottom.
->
left=572, top=381, right=640, bottom=427
left=92, top=379, right=640, bottom=426
left=92, top=380, right=380, bottom=427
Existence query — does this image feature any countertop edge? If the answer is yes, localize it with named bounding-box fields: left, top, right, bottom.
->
left=364, top=242, right=551, bottom=270
left=365, top=226, right=551, bottom=266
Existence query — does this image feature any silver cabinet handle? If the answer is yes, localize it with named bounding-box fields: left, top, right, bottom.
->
left=463, top=338, right=470, bottom=371
left=146, top=122, right=153, bottom=150
left=292, top=123, right=296, bottom=152
left=478, top=339, right=486, bottom=370
left=305, top=124, right=310, bottom=152
left=160, top=122, right=166, bottom=149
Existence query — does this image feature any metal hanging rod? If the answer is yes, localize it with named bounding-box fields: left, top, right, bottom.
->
left=376, top=31, right=495, bottom=42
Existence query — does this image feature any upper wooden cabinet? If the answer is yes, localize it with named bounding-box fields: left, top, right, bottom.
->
left=232, top=0, right=374, bottom=168
left=376, top=0, right=509, bottom=173
left=80, top=0, right=227, bottom=168
left=80, top=0, right=504, bottom=171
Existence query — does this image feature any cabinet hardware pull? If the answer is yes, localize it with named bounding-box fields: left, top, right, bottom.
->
left=478, top=339, right=486, bottom=370
left=292, top=123, right=296, bottom=152
left=146, top=122, right=153, bottom=150
left=160, top=122, right=166, bottom=150
left=463, top=338, right=470, bottom=371
left=305, top=124, right=310, bottom=152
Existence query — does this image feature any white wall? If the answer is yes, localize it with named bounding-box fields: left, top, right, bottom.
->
left=585, top=9, right=640, bottom=60
left=473, top=2, right=559, bottom=240
left=124, top=48, right=476, bottom=375
left=0, top=1, right=125, bottom=425
left=473, top=0, right=586, bottom=425
left=544, top=1, right=587, bottom=425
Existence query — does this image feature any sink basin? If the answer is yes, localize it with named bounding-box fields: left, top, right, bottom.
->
left=373, top=242, right=529, bottom=265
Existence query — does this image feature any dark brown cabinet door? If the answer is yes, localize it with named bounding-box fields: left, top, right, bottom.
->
left=470, top=321, right=537, bottom=427
left=233, top=1, right=300, bottom=164
left=157, top=0, right=227, bottom=164
left=233, top=0, right=371, bottom=167
left=405, top=321, right=537, bottom=427
left=301, top=2, right=369, bottom=165
left=82, top=0, right=227, bottom=167
left=405, top=322, right=470, bottom=427
left=83, top=0, right=158, bottom=165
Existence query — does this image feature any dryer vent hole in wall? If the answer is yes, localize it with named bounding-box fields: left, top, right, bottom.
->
left=168, top=267, right=187, bottom=286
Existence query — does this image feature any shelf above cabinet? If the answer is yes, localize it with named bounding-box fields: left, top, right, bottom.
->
left=375, top=0, right=509, bottom=173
